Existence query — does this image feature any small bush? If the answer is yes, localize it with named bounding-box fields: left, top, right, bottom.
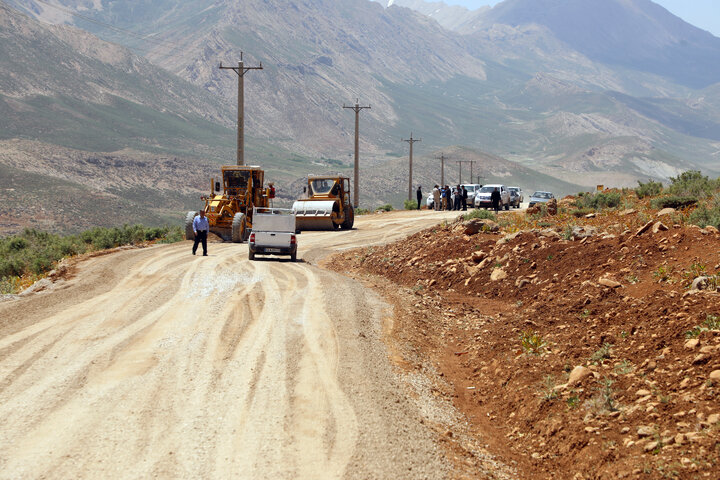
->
left=404, top=199, right=418, bottom=210
left=590, top=342, right=613, bottom=365
left=520, top=330, right=546, bottom=355
left=463, top=209, right=496, bottom=221
left=650, top=195, right=698, bottom=210
left=667, top=170, right=719, bottom=198
left=575, top=192, right=621, bottom=210
left=635, top=180, right=663, bottom=199
left=377, top=204, right=393, bottom=212
left=354, top=208, right=370, bottom=215
left=688, top=196, right=720, bottom=229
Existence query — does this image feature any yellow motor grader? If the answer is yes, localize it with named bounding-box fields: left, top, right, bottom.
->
left=292, top=175, right=354, bottom=230
left=185, top=165, right=268, bottom=242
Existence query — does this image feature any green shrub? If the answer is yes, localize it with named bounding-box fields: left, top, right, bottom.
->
left=667, top=170, right=719, bottom=198
left=354, top=208, right=370, bottom=215
left=377, top=204, right=394, bottom=212
left=635, top=180, right=663, bottom=199
left=463, top=209, right=496, bottom=221
left=650, top=195, right=698, bottom=210
left=520, top=330, right=546, bottom=355
left=575, top=192, right=621, bottom=210
left=404, top=199, right=418, bottom=210
left=688, top=195, right=720, bottom=229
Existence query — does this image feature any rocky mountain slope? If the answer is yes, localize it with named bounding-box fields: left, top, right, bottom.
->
left=3, top=0, right=720, bottom=234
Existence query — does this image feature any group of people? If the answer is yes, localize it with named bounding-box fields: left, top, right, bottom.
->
left=430, top=184, right=469, bottom=211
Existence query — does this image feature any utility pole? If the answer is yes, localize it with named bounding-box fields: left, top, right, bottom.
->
left=402, top=133, right=421, bottom=201
left=455, top=160, right=475, bottom=184
left=220, top=52, right=263, bottom=166
left=343, top=99, right=371, bottom=207
left=436, top=153, right=448, bottom=187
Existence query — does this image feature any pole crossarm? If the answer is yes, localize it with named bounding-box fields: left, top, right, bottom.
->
left=402, top=133, right=421, bottom=201
left=219, top=51, right=263, bottom=166
left=343, top=99, right=371, bottom=208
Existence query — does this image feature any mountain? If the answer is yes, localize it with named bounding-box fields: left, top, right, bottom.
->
left=476, top=0, right=720, bottom=89
left=3, top=0, right=720, bottom=235
left=372, top=0, right=488, bottom=32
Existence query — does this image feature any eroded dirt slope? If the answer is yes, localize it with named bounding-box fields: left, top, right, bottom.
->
left=332, top=212, right=720, bottom=479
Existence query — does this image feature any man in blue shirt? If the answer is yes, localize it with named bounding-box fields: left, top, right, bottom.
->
left=192, top=210, right=210, bottom=256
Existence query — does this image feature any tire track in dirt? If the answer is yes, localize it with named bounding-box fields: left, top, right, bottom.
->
left=0, top=210, right=463, bottom=479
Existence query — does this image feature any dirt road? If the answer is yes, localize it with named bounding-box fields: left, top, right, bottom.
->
left=0, top=210, right=462, bottom=479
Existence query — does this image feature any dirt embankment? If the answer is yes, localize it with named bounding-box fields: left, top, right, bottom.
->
left=331, top=213, right=720, bottom=479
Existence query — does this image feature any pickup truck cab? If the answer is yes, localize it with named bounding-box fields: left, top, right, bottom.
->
left=248, top=207, right=298, bottom=261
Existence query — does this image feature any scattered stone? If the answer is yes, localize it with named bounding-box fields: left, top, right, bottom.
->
left=636, top=389, right=651, bottom=397
left=634, top=221, right=654, bottom=237
left=490, top=268, right=507, bottom=282
left=515, top=277, right=530, bottom=288
left=464, top=219, right=499, bottom=235
left=637, top=425, right=654, bottom=438
left=547, top=198, right=558, bottom=216
left=620, top=209, right=636, bottom=216
left=692, top=354, right=708, bottom=365
left=684, top=338, right=700, bottom=349
left=526, top=205, right=540, bottom=215
left=657, top=208, right=676, bottom=217
left=585, top=213, right=596, bottom=218
left=598, top=277, right=621, bottom=288
left=568, top=366, right=591, bottom=386
left=705, top=225, right=719, bottom=234
left=621, top=427, right=630, bottom=434
left=652, top=222, right=669, bottom=234
left=644, top=441, right=659, bottom=452
left=690, top=276, right=709, bottom=291
left=707, top=414, right=720, bottom=425
left=675, top=433, right=686, bottom=445
left=709, top=370, right=720, bottom=381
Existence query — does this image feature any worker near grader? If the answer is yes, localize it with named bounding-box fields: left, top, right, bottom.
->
left=192, top=210, right=210, bottom=256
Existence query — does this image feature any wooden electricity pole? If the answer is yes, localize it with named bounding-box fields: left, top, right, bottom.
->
left=455, top=160, right=475, bottom=184
left=343, top=99, right=371, bottom=207
left=402, top=133, right=421, bottom=201
left=436, top=153, right=448, bottom=187
left=220, top=52, right=263, bottom=166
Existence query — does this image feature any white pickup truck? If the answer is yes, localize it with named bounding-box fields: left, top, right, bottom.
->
left=248, top=207, right=298, bottom=261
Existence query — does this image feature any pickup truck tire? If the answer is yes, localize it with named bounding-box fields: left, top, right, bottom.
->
left=248, top=249, right=255, bottom=261
left=341, top=205, right=354, bottom=230
left=504, top=202, right=510, bottom=211
left=231, top=213, right=246, bottom=243
left=291, top=251, right=297, bottom=262
left=185, top=211, right=196, bottom=240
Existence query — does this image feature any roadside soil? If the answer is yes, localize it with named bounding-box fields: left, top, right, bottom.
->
left=330, top=210, right=720, bottom=479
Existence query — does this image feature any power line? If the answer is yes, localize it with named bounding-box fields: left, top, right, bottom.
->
left=30, top=0, right=189, bottom=56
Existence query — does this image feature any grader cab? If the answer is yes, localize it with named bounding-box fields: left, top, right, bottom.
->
left=292, top=175, right=354, bottom=230
left=185, top=165, right=268, bottom=243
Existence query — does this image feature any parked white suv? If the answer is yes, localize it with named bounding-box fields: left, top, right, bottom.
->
left=474, top=184, right=511, bottom=210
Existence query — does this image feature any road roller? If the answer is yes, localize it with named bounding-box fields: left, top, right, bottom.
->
left=292, top=175, right=354, bottom=231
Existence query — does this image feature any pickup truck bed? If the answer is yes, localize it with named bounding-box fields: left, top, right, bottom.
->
left=248, top=208, right=298, bottom=261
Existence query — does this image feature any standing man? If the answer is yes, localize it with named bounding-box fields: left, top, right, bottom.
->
left=462, top=185, right=468, bottom=211
left=433, top=185, right=441, bottom=211
left=416, top=185, right=422, bottom=210
left=192, top=210, right=210, bottom=256
left=491, top=187, right=501, bottom=215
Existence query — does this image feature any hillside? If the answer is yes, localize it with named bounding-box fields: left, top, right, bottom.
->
left=332, top=192, right=720, bottom=478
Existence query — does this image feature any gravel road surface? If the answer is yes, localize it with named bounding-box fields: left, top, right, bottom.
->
left=0, top=210, right=461, bottom=479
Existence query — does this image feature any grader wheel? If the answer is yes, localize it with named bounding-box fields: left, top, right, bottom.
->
left=231, top=213, right=247, bottom=243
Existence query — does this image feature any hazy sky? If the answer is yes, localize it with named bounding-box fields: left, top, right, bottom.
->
left=445, top=0, right=720, bottom=37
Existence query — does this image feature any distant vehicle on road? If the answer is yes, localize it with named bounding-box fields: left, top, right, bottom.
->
left=528, top=191, right=555, bottom=207
left=474, top=184, right=510, bottom=210
left=508, top=187, right=523, bottom=208
left=461, top=184, right=483, bottom=207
